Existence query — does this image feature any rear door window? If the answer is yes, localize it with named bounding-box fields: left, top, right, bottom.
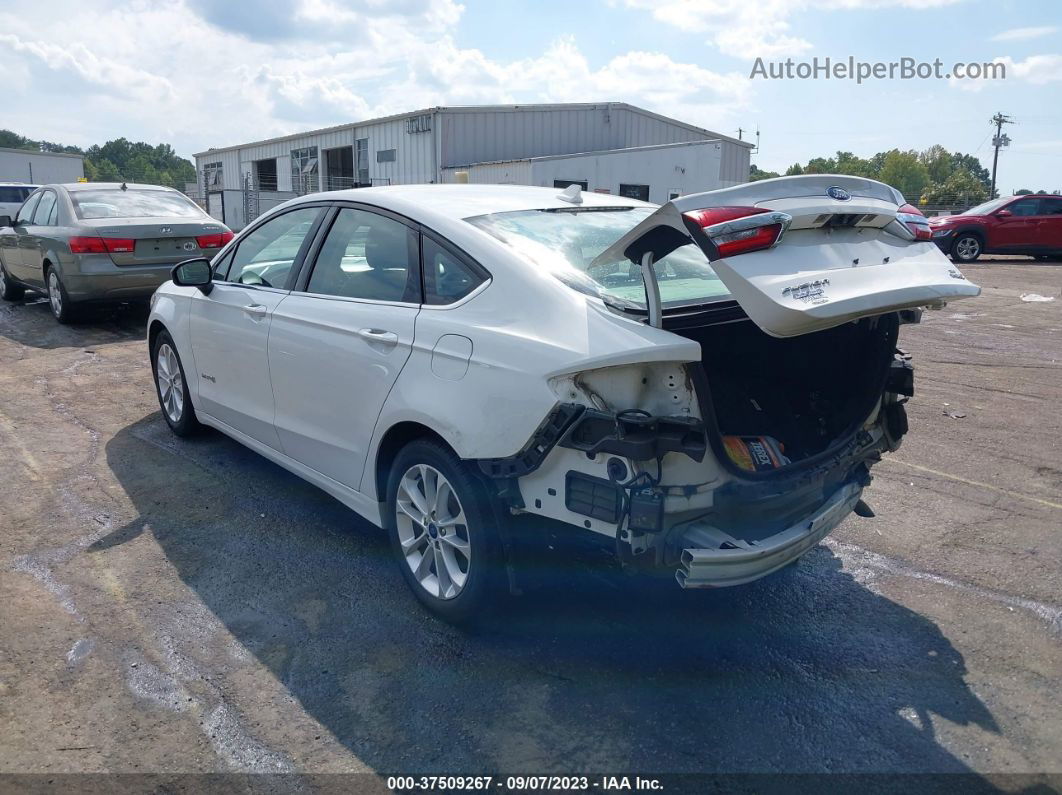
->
left=32, top=191, right=57, bottom=226
left=304, top=207, right=419, bottom=302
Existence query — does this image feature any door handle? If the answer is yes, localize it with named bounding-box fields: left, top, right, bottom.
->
left=357, top=327, right=399, bottom=343
left=242, top=303, right=269, bottom=317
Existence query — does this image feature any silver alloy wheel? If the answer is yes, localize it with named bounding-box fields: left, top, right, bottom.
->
left=48, top=271, right=62, bottom=317
left=155, top=343, right=185, bottom=424
left=955, top=236, right=980, bottom=260
left=395, top=464, right=471, bottom=600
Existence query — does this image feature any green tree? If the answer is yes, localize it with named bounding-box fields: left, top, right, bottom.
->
left=749, top=164, right=780, bottom=181
left=923, top=170, right=989, bottom=205
left=877, top=150, right=930, bottom=200
left=784, top=163, right=804, bottom=176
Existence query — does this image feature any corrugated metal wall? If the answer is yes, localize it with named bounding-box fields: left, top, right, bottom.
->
left=440, top=106, right=620, bottom=167
left=441, top=141, right=726, bottom=204
left=609, top=106, right=706, bottom=148
left=0, top=150, right=84, bottom=184
left=438, top=105, right=725, bottom=169
left=440, top=161, right=534, bottom=185
left=196, top=116, right=437, bottom=192
left=195, top=104, right=752, bottom=193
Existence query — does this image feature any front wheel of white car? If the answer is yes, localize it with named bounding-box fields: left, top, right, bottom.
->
left=386, top=440, right=503, bottom=623
left=151, top=330, right=201, bottom=437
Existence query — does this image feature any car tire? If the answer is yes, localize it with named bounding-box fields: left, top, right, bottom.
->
left=151, top=330, right=201, bottom=437
left=45, top=267, right=78, bottom=324
left=950, top=234, right=982, bottom=263
left=386, top=439, right=504, bottom=623
left=0, top=262, right=24, bottom=301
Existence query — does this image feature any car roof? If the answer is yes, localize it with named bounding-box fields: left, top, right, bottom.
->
left=290, top=183, right=652, bottom=220
left=49, top=182, right=182, bottom=192
left=0, top=181, right=38, bottom=187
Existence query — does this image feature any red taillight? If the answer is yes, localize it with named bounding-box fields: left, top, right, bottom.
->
left=196, top=231, right=234, bottom=249
left=69, top=236, right=136, bottom=254
left=683, top=205, right=788, bottom=257
left=69, top=236, right=106, bottom=254
left=898, top=203, right=932, bottom=241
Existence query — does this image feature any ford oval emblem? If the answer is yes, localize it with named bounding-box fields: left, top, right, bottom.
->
left=826, top=186, right=851, bottom=201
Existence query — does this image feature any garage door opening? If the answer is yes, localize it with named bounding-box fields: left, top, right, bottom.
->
left=255, top=158, right=278, bottom=191
left=325, top=146, right=355, bottom=191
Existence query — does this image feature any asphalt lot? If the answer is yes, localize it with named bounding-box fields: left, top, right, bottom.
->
left=0, top=259, right=1059, bottom=787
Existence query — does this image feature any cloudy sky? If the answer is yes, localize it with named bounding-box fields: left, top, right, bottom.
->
left=1, top=0, right=1059, bottom=193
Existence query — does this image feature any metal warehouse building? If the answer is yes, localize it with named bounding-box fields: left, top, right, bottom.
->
left=194, top=103, right=752, bottom=228
left=0, top=147, right=84, bottom=185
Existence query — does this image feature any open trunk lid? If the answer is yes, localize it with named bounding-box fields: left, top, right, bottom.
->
left=593, top=174, right=980, bottom=338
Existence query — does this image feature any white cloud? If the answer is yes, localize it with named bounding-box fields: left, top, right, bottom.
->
left=998, top=54, right=1062, bottom=84
left=990, top=26, right=1058, bottom=42
left=0, top=0, right=750, bottom=160
left=623, top=0, right=965, bottom=58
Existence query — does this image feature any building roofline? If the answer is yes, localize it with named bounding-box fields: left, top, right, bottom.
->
left=192, top=102, right=753, bottom=158
left=0, top=146, right=84, bottom=159
left=443, top=138, right=725, bottom=169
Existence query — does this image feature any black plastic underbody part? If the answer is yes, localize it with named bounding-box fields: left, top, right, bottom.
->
left=886, top=358, right=915, bottom=397
left=565, top=471, right=623, bottom=523
left=477, top=403, right=584, bottom=479
left=559, top=410, right=708, bottom=462
left=628, top=487, right=665, bottom=533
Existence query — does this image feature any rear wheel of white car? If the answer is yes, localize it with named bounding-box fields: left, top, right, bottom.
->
left=951, top=234, right=982, bottom=263
left=0, top=263, right=24, bottom=301
left=387, top=440, right=503, bottom=623
left=152, top=330, right=201, bottom=437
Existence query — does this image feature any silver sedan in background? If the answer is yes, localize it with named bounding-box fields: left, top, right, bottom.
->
left=0, top=183, right=231, bottom=323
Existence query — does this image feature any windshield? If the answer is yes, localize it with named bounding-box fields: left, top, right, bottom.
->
left=70, top=189, right=204, bottom=220
left=466, top=207, right=730, bottom=310
left=962, top=197, right=1010, bottom=216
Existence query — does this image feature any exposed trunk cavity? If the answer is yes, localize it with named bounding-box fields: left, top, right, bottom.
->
left=675, top=313, right=899, bottom=473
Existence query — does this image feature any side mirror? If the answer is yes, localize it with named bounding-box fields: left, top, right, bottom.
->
left=0, top=215, right=13, bottom=228
left=995, top=209, right=1012, bottom=217
left=172, top=257, right=213, bottom=294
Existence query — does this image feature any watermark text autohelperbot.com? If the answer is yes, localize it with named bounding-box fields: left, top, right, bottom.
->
left=750, top=56, right=1005, bottom=83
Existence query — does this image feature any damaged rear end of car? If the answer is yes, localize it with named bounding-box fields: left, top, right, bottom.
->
left=475, top=175, right=979, bottom=589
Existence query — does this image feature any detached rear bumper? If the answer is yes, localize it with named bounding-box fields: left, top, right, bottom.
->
left=675, top=482, right=862, bottom=588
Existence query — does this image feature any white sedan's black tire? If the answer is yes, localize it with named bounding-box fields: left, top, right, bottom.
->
left=386, top=440, right=504, bottom=623
left=151, top=331, right=201, bottom=437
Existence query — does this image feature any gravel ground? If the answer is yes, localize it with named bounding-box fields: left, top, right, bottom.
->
left=0, top=258, right=1059, bottom=789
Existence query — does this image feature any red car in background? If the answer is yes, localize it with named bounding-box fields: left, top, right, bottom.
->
left=929, top=194, right=1062, bottom=263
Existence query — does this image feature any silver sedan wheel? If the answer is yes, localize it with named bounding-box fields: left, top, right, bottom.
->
left=395, top=464, right=471, bottom=600
left=955, top=236, right=980, bottom=260
left=48, top=271, right=62, bottom=317
left=155, top=343, right=185, bottom=424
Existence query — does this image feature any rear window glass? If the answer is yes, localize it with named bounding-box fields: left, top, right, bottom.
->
left=466, top=207, right=731, bottom=310
left=70, top=189, right=203, bottom=220
left=0, top=186, right=34, bottom=203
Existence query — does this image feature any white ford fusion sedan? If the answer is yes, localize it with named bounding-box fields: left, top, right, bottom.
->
left=147, top=176, right=979, bottom=622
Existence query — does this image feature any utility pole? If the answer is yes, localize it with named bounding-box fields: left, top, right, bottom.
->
left=990, top=112, right=1013, bottom=198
